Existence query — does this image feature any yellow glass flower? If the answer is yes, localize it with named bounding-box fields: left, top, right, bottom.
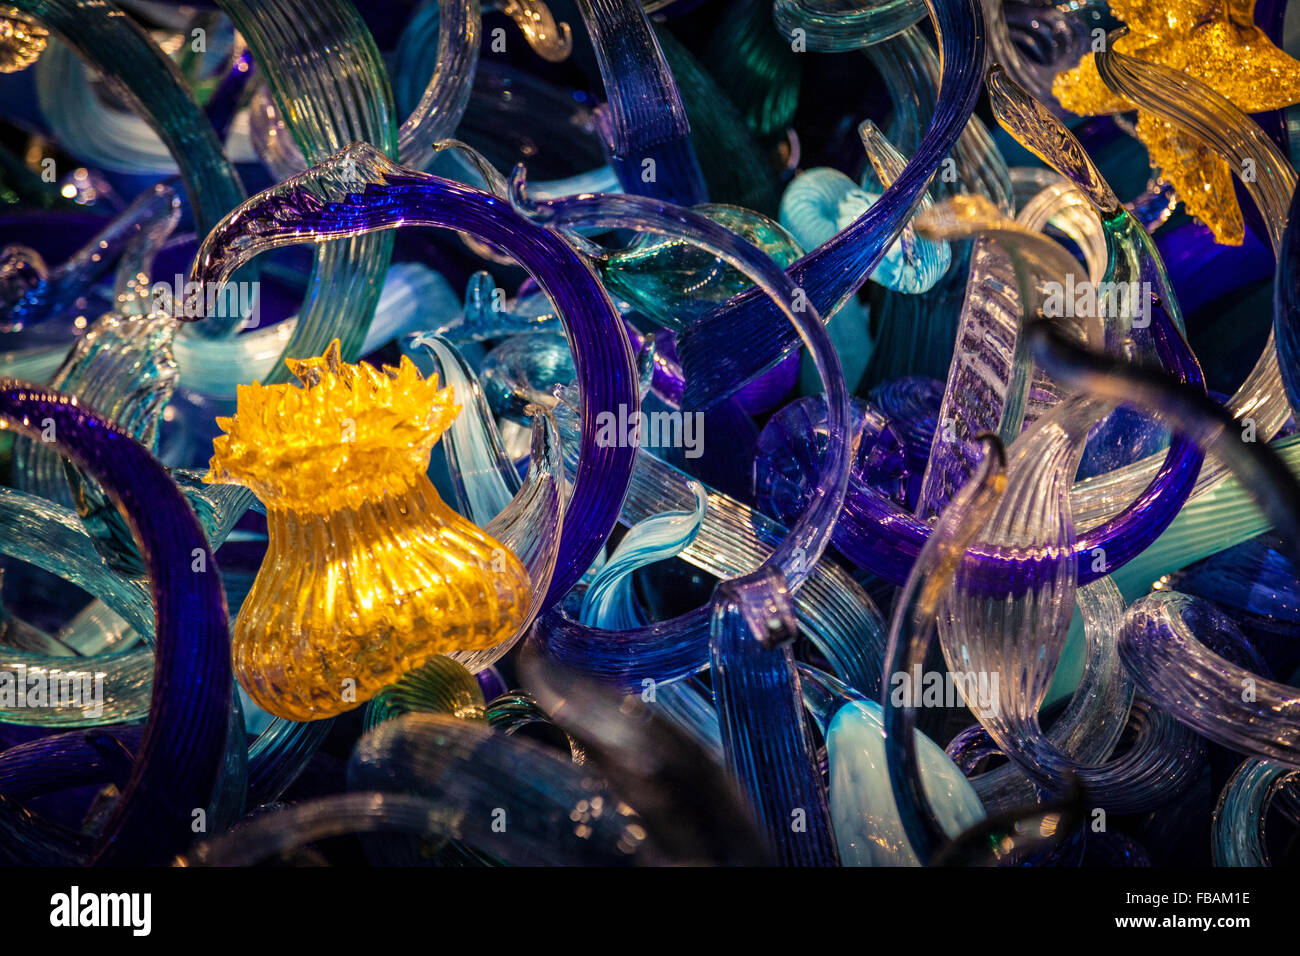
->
left=205, top=341, right=530, bottom=721
left=1053, top=0, right=1300, bottom=244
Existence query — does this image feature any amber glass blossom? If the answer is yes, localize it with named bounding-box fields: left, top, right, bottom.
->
left=205, top=341, right=530, bottom=720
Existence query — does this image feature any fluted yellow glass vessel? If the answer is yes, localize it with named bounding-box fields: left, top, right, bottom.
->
left=204, top=341, right=530, bottom=721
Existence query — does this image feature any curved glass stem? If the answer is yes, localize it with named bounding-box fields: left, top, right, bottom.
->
left=675, top=0, right=986, bottom=409
left=189, top=143, right=636, bottom=603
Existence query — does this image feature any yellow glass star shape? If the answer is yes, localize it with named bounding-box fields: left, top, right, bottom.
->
left=1053, top=0, right=1300, bottom=245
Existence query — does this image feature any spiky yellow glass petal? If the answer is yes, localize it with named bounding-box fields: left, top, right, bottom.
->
left=1053, top=0, right=1300, bottom=244
left=207, top=340, right=462, bottom=513
left=1139, top=113, right=1244, bottom=245
left=204, top=341, right=530, bottom=721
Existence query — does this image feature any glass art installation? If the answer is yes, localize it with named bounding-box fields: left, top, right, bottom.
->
left=1, top=0, right=1300, bottom=896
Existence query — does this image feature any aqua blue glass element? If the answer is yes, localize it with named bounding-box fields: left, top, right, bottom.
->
left=780, top=167, right=950, bottom=294
left=601, top=204, right=804, bottom=330
left=427, top=270, right=562, bottom=343
left=569, top=483, right=721, bottom=755
left=480, top=333, right=576, bottom=423
left=804, top=671, right=985, bottom=866
left=580, top=482, right=708, bottom=631
left=403, top=332, right=520, bottom=524
left=773, top=0, right=927, bottom=52
left=394, top=4, right=613, bottom=194
left=1213, top=758, right=1296, bottom=866
left=35, top=24, right=252, bottom=177
left=867, top=26, right=1012, bottom=214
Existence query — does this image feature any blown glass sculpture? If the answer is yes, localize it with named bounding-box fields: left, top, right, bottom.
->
left=204, top=341, right=530, bottom=720
left=7, top=0, right=1300, bottom=884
